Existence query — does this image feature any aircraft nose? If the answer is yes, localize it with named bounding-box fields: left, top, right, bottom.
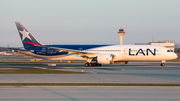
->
left=174, top=53, right=178, bottom=59
left=166, top=53, right=178, bottom=60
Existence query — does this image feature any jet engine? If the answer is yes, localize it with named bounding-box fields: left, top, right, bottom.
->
left=97, top=54, right=114, bottom=64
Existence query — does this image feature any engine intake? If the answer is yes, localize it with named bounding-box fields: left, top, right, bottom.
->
left=97, top=54, right=114, bottom=64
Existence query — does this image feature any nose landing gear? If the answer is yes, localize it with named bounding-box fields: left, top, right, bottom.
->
left=161, top=63, right=165, bottom=66
left=161, top=60, right=166, bottom=66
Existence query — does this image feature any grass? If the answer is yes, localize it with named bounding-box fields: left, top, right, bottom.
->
left=0, top=69, right=82, bottom=74
left=0, top=83, right=180, bottom=86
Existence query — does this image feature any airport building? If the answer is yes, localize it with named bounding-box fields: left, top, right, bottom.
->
left=135, top=41, right=175, bottom=52
left=149, top=41, right=175, bottom=52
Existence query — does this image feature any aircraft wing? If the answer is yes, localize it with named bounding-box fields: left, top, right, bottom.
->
left=38, top=46, right=98, bottom=58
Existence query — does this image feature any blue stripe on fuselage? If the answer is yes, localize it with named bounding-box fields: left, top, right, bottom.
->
left=45, top=45, right=110, bottom=50
left=25, top=45, right=111, bottom=56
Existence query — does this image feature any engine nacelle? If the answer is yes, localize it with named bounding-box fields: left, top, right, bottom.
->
left=97, top=54, right=114, bottom=64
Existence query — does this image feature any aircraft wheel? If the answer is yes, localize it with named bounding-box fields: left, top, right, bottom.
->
left=85, top=63, right=89, bottom=67
left=89, top=63, right=93, bottom=67
left=161, top=63, right=165, bottom=66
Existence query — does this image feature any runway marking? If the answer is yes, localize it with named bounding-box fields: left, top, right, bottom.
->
left=33, top=67, right=47, bottom=69
left=0, top=97, right=180, bottom=99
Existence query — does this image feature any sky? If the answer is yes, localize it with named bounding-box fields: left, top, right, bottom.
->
left=0, top=0, right=180, bottom=47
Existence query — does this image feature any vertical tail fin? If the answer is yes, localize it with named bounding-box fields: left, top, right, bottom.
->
left=15, top=22, right=42, bottom=49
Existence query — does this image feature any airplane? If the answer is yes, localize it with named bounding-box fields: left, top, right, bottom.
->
left=14, top=22, right=177, bottom=66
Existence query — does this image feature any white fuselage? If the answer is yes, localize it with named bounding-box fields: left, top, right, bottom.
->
left=84, top=45, right=177, bottom=61
left=21, top=45, right=177, bottom=62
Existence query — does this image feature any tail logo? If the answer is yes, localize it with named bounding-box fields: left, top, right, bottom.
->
left=19, top=29, right=32, bottom=41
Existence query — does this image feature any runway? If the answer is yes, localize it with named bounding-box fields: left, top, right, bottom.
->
left=0, top=62, right=180, bottom=84
left=0, top=62, right=180, bottom=101
left=0, top=86, right=180, bottom=101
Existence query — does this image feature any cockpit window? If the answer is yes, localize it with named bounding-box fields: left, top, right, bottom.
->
left=167, top=50, right=173, bottom=52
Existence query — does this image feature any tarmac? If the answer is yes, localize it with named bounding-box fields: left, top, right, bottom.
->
left=0, top=62, right=180, bottom=84
left=0, top=62, right=180, bottom=101
left=0, top=86, right=180, bottom=101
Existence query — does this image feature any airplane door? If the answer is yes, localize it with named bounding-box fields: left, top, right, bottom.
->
left=157, top=48, right=161, bottom=55
left=123, top=48, right=128, bottom=56
left=124, top=48, right=133, bottom=60
left=157, top=48, right=164, bottom=60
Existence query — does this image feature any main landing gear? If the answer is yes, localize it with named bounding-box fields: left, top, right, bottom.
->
left=161, top=60, right=166, bottom=66
left=85, top=63, right=102, bottom=67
